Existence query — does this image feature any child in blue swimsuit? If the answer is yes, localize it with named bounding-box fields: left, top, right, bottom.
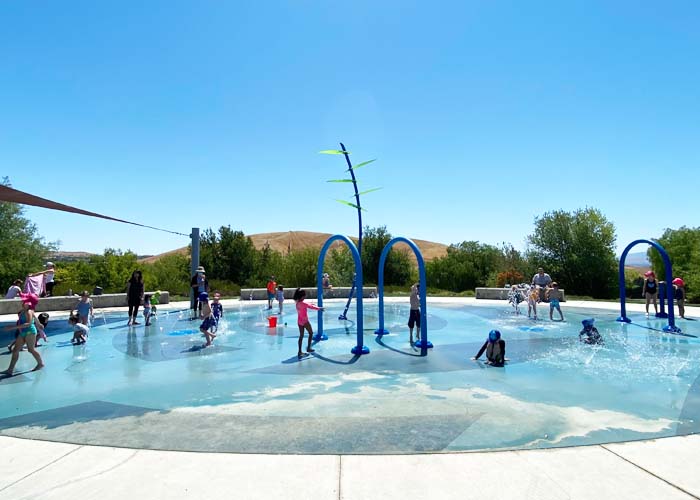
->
left=547, top=282, right=564, bottom=321
left=198, top=292, right=217, bottom=347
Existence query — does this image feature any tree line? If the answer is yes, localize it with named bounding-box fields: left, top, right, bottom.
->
left=2, top=176, right=698, bottom=301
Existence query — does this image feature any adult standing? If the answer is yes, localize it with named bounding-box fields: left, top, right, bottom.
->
left=126, top=270, right=144, bottom=326
left=30, top=262, right=56, bottom=297
left=190, top=266, right=209, bottom=319
left=531, top=267, right=552, bottom=301
left=266, top=276, right=277, bottom=310
left=1, top=292, right=44, bottom=375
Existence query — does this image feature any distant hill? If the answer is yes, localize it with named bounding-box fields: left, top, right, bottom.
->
left=50, top=251, right=95, bottom=262
left=138, top=231, right=449, bottom=264
left=623, top=251, right=650, bottom=268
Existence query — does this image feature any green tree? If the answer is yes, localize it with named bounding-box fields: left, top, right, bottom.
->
left=279, top=247, right=320, bottom=287
left=361, top=226, right=413, bottom=286
left=200, top=226, right=258, bottom=285
left=426, top=241, right=502, bottom=292
left=526, top=208, right=617, bottom=298
left=648, top=226, right=700, bottom=303
left=0, top=177, right=57, bottom=288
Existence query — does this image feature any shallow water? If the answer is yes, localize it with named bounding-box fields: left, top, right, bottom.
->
left=0, top=301, right=698, bottom=454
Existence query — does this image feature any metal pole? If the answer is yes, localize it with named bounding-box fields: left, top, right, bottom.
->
left=190, top=227, right=200, bottom=314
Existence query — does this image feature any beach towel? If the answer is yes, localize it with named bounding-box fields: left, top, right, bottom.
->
left=24, top=275, right=45, bottom=296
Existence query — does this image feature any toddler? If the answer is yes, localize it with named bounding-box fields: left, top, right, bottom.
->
left=579, top=318, right=603, bottom=345
left=276, top=285, right=284, bottom=314
left=211, top=292, right=224, bottom=325
left=198, top=292, right=217, bottom=346
left=547, top=282, right=564, bottom=321
left=69, top=314, right=89, bottom=345
left=472, top=330, right=506, bottom=367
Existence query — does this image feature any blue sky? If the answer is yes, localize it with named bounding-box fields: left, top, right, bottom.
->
left=2, top=1, right=699, bottom=256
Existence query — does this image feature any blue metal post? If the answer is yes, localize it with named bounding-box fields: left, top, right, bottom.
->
left=190, top=227, right=200, bottom=313
left=617, top=239, right=680, bottom=333
left=374, top=237, right=433, bottom=354
left=315, top=235, right=368, bottom=354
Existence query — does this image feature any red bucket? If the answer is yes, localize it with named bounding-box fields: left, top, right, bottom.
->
left=267, top=316, right=278, bottom=328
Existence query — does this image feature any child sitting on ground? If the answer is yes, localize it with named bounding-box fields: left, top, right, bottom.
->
left=198, top=292, right=217, bottom=347
left=211, top=292, right=224, bottom=325
left=579, top=318, right=603, bottom=345
left=69, top=313, right=89, bottom=345
left=472, top=330, right=506, bottom=367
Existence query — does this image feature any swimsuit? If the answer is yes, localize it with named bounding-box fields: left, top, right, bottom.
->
left=645, top=280, right=657, bottom=295
left=296, top=300, right=321, bottom=326
left=18, top=311, right=37, bottom=338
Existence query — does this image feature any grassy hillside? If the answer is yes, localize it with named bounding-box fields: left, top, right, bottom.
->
left=138, top=230, right=449, bottom=264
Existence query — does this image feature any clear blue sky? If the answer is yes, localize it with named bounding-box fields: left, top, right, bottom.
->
left=2, top=1, right=699, bottom=256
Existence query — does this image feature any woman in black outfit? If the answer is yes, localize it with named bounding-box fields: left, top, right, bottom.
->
left=126, top=270, right=144, bottom=326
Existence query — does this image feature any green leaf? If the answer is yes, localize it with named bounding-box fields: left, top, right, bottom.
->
left=319, top=149, right=350, bottom=155
left=357, top=187, right=382, bottom=196
left=326, top=179, right=354, bottom=183
left=335, top=199, right=367, bottom=211
left=349, top=159, right=376, bottom=170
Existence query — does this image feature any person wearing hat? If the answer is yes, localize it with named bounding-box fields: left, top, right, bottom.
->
left=472, top=330, right=506, bottom=367
left=30, top=262, right=56, bottom=297
left=2, top=292, right=44, bottom=375
left=642, top=270, right=658, bottom=318
left=673, top=278, right=686, bottom=319
left=190, top=266, right=209, bottom=319
left=579, top=318, right=603, bottom=345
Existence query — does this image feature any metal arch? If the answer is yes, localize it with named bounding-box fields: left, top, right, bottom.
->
left=316, top=235, right=368, bottom=355
left=617, top=239, right=680, bottom=332
left=374, top=237, right=433, bottom=353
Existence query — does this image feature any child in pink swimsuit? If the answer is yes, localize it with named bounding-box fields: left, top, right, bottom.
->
left=293, top=288, right=324, bottom=359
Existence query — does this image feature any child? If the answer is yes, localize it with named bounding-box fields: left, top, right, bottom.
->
left=673, top=278, right=686, bottom=319
left=211, top=292, right=224, bottom=325
left=35, top=312, right=49, bottom=346
left=75, top=291, right=94, bottom=325
left=150, top=291, right=161, bottom=317
left=408, top=282, right=421, bottom=344
left=547, top=282, right=564, bottom=321
left=293, top=288, right=324, bottom=359
left=276, top=285, right=284, bottom=315
left=143, top=294, right=153, bottom=326
left=472, top=330, right=506, bottom=367
left=643, top=271, right=658, bottom=317
left=2, top=293, right=44, bottom=374
left=198, top=292, right=217, bottom=347
left=69, top=313, right=89, bottom=345
left=508, top=285, right=524, bottom=314
left=527, top=285, right=539, bottom=320
left=579, top=318, right=603, bottom=345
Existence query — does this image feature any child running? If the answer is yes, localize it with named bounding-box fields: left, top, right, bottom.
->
left=527, top=285, right=539, bottom=320
left=198, top=292, right=217, bottom=347
left=69, top=313, right=89, bottom=345
left=293, top=288, right=324, bottom=359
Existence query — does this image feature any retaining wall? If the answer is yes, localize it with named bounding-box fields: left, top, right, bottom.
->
left=0, top=291, right=170, bottom=315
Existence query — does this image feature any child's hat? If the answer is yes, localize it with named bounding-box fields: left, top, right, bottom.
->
left=198, top=292, right=209, bottom=302
left=488, top=329, right=501, bottom=342
left=45, top=261, right=54, bottom=267
left=644, top=270, right=655, bottom=277
left=19, top=292, right=39, bottom=309
left=196, top=266, right=206, bottom=273
left=581, top=318, right=595, bottom=327
left=672, top=278, right=685, bottom=287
